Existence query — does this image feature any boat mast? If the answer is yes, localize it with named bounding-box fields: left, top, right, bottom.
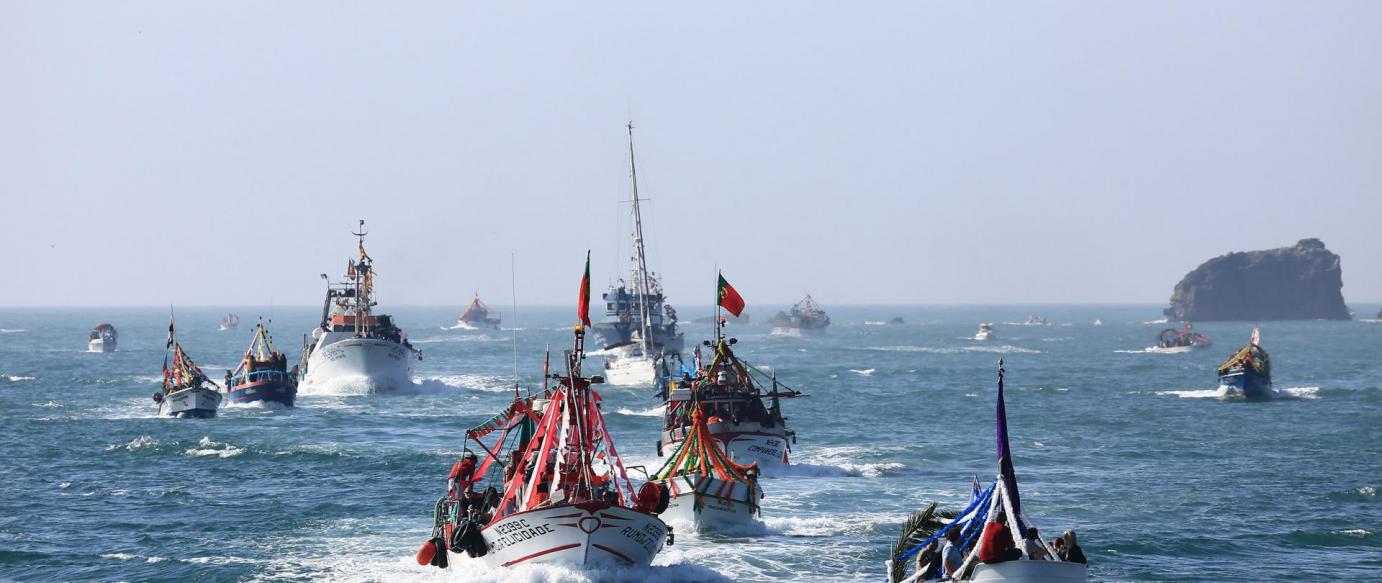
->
left=626, top=122, right=655, bottom=354
left=352, top=220, right=368, bottom=337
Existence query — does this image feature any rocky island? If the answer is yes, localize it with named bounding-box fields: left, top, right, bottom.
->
left=1164, top=238, right=1350, bottom=321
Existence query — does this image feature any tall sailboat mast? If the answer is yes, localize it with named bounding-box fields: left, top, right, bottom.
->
left=626, top=122, right=655, bottom=353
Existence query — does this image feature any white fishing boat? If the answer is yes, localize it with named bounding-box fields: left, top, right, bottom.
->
left=417, top=269, right=671, bottom=571
left=661, top=300, right=801, bottom=469
left=219, top=313, right=240, bottom=331
left=886, top=361, right=1087, bottom=583
left=87, top=323, right=117, bottom=352
left=602, top=123, right=674, bottom=385
left=652, top=408, right=763, bottom=532
left=975, top=323, right=996, bottom=341
left=300, top=221, right=421, bottom=393
left=153, top=315, right=222, bottom=418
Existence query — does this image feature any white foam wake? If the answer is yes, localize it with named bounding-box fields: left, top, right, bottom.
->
left=184, top=436, right=245, bottom=458
left=616, top=405, right=665, bottom=417
left=848, top=368, right=875, bottom=376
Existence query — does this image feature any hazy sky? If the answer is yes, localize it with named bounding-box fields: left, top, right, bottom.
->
left=3, top=1, right=1380, bottom=307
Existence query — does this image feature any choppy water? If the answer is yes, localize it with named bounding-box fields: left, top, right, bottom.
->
left=2, top=305, right=1379, bottom=582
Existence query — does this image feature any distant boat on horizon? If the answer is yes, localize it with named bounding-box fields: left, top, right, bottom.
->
left=456, top=294, right=501, bottom=330
left=770, top=295, right=830, bottom=335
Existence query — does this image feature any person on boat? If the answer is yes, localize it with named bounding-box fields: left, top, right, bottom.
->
left=1024, top=527, right=1050, bottom=560
left=1060, top=530, right=1087, bottom=564
left=913, top=539, right=941, bottom=581
left=978, top=514, right=1021, bottom=563
left=1050, top=536, right=1065, bottom=557
left=448, top=452, right=479, bottom=508
left=941, top=528, right=964, bottom=578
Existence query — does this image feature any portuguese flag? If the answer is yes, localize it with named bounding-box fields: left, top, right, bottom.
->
left=717, top=273, right=745, bottom=317
left=578, top=251, right=592, bottom=326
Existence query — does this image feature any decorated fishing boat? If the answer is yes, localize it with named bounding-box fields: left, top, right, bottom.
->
left=770, top=295, right=830, bottom=335
left=1155, top=323, right=1212, bottom=351
left=593, top=124, right=683, bottom=356
left=1217, top=326, right=1272, bottom=399
left=457, top=294, right=502, bottom=330
left=651, top=407, right=763, bottom=532
left=300, top=221, right=421, bottom=393
left=661, top=274, right=800, bottom=468
left=153, top=315, right=222, bottom=418
left=87, top=323, right=117, bottom=352
left=219, top=313, right=240, bottom=331
left=417, top=254, right=671, bottom=570
left=225, top=321, right=297, bottom=407
left=974, top=323, right=996, bottom=341
left=885, top=361, right=1087, bottom=583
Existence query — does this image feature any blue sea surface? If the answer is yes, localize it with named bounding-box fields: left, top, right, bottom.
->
left=1, top=305, right=1379, bottom=582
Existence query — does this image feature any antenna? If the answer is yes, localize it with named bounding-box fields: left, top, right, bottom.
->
left=510, top=252, right=520, bottom=391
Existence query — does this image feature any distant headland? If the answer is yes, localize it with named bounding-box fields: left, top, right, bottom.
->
left=1164, top=238, right=1351, bottom=321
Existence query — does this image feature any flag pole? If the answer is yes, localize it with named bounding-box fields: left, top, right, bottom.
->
left=714, top=267, right=722, bottom=344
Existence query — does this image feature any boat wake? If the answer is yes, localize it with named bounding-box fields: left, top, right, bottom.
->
left=1155, top=386, right=1321, bottom=400
left=774, top=460, right=905, bottom=479
left=412, top=334, right=507, bottom=344
left=1144, top=318, right=1169, bottom=324
left=184, top=436, right=246, bottom=458
left=299, top=375, right=477, bottom=396
left=1116, top=346, right=1194, bottom=354
left=415, top=374, right=515, bottom=393
left=0, top=328, right=26, bottom=333
left=863, top=345, right=1042, bottom=355
left=616, top=405, right=665, bottom=417
left=3, top=374, right=37, bottom=382
left=848, top=368, right=875, bottom=376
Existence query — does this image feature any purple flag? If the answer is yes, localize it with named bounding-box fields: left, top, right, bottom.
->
left=996, top=360, right=1022, bottom=516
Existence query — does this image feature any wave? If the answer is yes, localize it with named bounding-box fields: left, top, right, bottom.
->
left=184, top=436, right=245, bottom=458
left=274, top=550, right=730, bottom=583
left=1154, top=386, right=1320, bottom=400
left=848, top=368, right=875, bottom=376
left=616, top=405, right=665, bottom=417
left=108, top=435, right=161, bottom=452
left=1144, top=318, right=1169, bottom=324
left=412, top=334, right=509, bottom=344
left=776, top=460, right=905, bottom=479
left=0, top=328, right=25, bottom=333
left=3, top=374, right=37, bottom=382
left=863, top=345, right=1042, bottom=355
left=1116, top=346, right=1195, bottom=354
left=416, top=374, right=516, bottom=393
left=31, top=401, right=61, bottom=408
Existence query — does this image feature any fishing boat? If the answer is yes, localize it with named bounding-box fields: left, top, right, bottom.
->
left=457, top=294, right=502, bottom=330
left=153, top=315, right=222, bottom=418
left=225, top=321, right=297, bottom=407
left=300, top=221, right=421, bottom=393
left=600, top=123, right=678, bottom=385
left=1155, top=323, right=1212, bottom=351
left=885, top=361, right=1087, bottom=583
left=592, top=125, right=683, bottom=356
left=1024, top=315, right=1049, bottom=326
left=1217, top=326, right=1272, bottom=399
left=770, top=295, right=830, bottom=335
left=974, top=323, right=996, bottom=341
left=219, top=313, right=240, bottom=331
left=651, top=407, right=763, bottom=532
left=662, top=283, right=801, bottom=468
left=417, top=260, right=671, bottom=570
left=87, top=323, right=117, bottom=352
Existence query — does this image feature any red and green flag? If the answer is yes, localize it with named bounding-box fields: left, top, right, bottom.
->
left=578, top=251, right=592, bottom=326
left=717, top=273, right=745, bottom=317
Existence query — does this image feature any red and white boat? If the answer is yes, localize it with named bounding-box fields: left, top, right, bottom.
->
left=418, top=255, right=672, bottom=572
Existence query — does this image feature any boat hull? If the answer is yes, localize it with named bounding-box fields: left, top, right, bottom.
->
left=967, top=559, right=1088, bottom=582
left=88, top=339, right=114, bottom=353
left=657, top=475, right=759, bottom=533
left=663, top=422, right=791, bottom=467
left=226, top=379, right=297, bottom=407
left=158, top=386, right=222, bottom=418
left=1218, top=369, right=1273, bottom=400
left=470, top=503, right=668, bottom=568
left=592, top=321, right=683, bottom=353
left=303, top=337, right=417, bottom=393
left=603, top=348, right=658, bottom=386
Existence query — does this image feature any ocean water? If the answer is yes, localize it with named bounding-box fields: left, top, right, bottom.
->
left=1, top=305, right=1379, bottom=582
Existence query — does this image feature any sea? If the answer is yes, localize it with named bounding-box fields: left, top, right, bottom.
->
left=1, top=305, right=1379, bottom=582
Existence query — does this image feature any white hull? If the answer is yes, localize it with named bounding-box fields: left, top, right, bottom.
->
left=158, top=386, right=222, bottom=418
left=468, top=503, right=667, bottom=568
left=663, top=422, right=791, bottom=467
left=657, top=475, right=760, bottom=532
left=967, top=559, right=1087, bottom=582
left=603, top=352, right=658, bottom=386
left=975, top=332, right=994, bottom=341
left=88, top=339, right=113, bottom=353
left=303, top=337, right=418, bottom=393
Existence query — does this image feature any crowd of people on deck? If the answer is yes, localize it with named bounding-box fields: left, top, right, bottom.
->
left=911, top=513, right=1086, bottom=581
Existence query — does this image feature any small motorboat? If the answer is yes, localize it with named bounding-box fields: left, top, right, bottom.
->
left=154, top=315, right=222, bottom=418
left=1217, top=326, right=1272, bottom=400
left=1156, top=323, right=1212, bottom=351
left=219, top=314, right=240, bottom=331
left=225, top=321, right=297, bottom=407
left=886, top=361, right=1087, bottom=583
left=652, top=407, right=763, bottom=533
left=602, top=338, right=661, bottom=387
left=87, top=323, right=117, bottom=352
left=1024, top=314, right=1049, bottom=326
left=974, top=323, right=996, bottom=341
left=1092, top=319, right=1102, bottom=326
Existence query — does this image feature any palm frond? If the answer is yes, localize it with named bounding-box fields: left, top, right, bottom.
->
left=889, top=502, right=959, bottom=582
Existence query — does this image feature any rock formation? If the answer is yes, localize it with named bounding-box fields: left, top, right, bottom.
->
left=1164, top=239, right=1350, bottom=321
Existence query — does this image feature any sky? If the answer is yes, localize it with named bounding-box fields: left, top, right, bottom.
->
left=2, top=1, right=1380, bottom=307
